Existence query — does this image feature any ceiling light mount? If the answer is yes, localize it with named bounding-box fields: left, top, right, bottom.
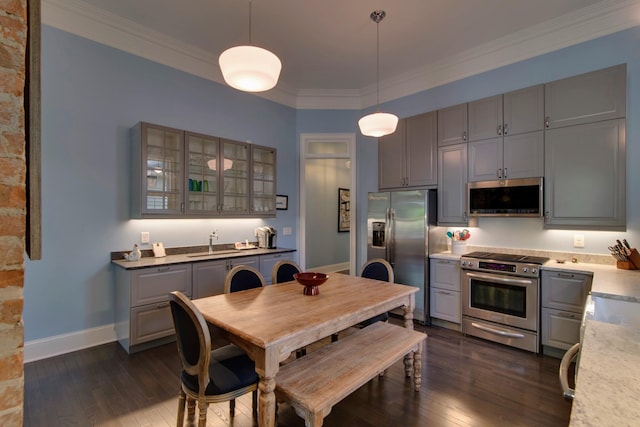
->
left=358, top=10, right=398, bottom=138
left=218, top=0, right=282, bottom=92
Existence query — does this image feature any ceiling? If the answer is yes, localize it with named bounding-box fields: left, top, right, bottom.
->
left=43, top=0, right=640, bottom=108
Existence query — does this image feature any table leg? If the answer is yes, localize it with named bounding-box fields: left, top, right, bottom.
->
left=402, top=304, right=415, bottom=377
left=258, top=375, right=276, bottom=427
left=413, top=342, right=423, bottom=391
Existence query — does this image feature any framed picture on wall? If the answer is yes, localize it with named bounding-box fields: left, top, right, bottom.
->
left=338, top=188, right=350, bottom=232
left=276, top=195, right=288, bottom=210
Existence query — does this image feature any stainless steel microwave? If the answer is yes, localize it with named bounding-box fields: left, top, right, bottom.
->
left=467, top=177, right=543, bottom=217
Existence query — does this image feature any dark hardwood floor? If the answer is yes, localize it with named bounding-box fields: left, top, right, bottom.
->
left=24, top=321, right=572, bottom=426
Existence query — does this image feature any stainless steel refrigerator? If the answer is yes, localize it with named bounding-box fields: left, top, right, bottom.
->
left=367, top=189, right=446, bottom=324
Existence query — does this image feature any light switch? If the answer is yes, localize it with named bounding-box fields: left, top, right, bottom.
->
left=141, top=231, right=150, bottom=244
left=573, top=234, right=584, bottom=248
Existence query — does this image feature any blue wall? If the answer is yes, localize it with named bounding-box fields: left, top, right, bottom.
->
left=25, top=24, right=640, bottom=344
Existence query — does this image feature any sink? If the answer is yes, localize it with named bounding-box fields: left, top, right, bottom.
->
left=186, top=250, right=239, bottom=258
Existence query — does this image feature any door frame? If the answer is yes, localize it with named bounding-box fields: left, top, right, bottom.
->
left=299, top=133, right=356, bottom=274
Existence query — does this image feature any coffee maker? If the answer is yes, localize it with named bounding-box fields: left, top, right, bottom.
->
left=256, top=226, right=277, bottom=249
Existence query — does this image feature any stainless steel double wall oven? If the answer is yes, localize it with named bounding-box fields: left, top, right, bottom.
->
left=460, top=252, right=548, bottom=353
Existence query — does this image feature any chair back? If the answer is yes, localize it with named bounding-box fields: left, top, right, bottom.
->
left=271, top=260, right=302, bottom=284
left=224, top=265, right=266, bottom=293
left=168, top=291, right=210, bottom=395
left=360, top=258, right=394, bottom=283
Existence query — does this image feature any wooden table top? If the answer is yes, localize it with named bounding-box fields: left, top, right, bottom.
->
left=192, top=273, right=417, bottom=348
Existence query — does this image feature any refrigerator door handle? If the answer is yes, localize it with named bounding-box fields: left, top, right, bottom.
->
left=388, top=208, right=395, bottom=266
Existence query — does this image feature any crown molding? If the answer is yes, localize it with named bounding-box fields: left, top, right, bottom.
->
left=43, top=0, right=640, bottom=111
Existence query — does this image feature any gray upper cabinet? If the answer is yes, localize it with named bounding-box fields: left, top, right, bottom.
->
left=544, top=64, right=626, bottom=129
left=469, top=131, right=543, bottom=182
left=468, top=85, right=544, bottom=181
left=468, top=85, right=544, bottom=142
left=132, top=122, right=276, bottom=218
left=437, top=143, right=468, bottom=225
left=379, top=111, right=437, bottom=190
left=544, top=119, right=626, bottom=230
left=132, top=122, right=185, bottom=217
left=437, top=103, right=468, bottom=146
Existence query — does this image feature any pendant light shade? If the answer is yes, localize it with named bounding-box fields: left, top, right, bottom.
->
left=218, top=1, right=281, bottom=92
left=219, top=46, right=281, bottom=92
left=358, top=10, right=398, bottom=138
left=358, top=112, right=399, bottom=138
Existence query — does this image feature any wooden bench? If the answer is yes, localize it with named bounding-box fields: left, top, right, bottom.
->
left=275, top=321, right=426, bottom=427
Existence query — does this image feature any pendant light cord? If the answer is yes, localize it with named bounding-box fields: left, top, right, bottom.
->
left=376, top=18, right=380, bottom=108
left=249, top=0, right=253, bottom=44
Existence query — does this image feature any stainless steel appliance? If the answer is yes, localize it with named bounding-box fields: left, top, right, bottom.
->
left=468, top=177, right=543, bottom=217
left=367, top=190, right=446, bottom=324
left=460, top=251, right=549, bottom=352
left=256, top=226, right=277, bottom=248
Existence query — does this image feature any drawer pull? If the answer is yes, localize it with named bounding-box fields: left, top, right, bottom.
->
left=437, top=290, right=452, bottom=296
left=555, top=311, right=577, bottom=319
left=157, top=267, right=171, bottom=272
left=155, top=302, right=170, bottom=309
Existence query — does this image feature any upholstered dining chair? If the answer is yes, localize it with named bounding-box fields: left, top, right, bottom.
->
left=168, top=291, right=258, bottom=427
left=271, top=259, right=302, bottom=284
left=358, top=258, right=395, bottom=327
left=224, top=265, right=266, bottom=293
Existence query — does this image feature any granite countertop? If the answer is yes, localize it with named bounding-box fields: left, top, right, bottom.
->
left=112, top=247, right=296, bottom=270
left=569, top=320, right=640, bottom=427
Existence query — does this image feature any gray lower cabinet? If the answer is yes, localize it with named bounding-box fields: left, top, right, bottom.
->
left=259, top=252, right=294, bottom=284
left=429, top=258, right=461, bottom=324
left=115, top=263, right=192, bottom=353
left=544, top=64, right=626, bottom=129
left=437, top=143, right=468, bottom=225
left=544, top=118, right=626, bottom=230
left=192, top=256, right=259, bottom=299
left=541, top=270, right=592, bottom=351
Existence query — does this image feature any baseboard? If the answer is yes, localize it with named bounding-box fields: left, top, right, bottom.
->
left=24, top=324, right=117, bottom=363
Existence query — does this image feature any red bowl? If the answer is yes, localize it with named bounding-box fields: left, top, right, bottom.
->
left=294, top=272, right=329, bottom=295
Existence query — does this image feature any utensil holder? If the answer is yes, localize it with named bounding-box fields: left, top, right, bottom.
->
left=616, top=248, right=640, bottom=270
left=452, top=240, right=467, bottom=255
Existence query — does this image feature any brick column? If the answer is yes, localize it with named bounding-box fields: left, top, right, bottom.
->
left=0, top=0, right=27, bottom=425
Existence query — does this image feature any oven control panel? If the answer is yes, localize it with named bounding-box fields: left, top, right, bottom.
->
left=460, top=258, right=540, bottom=277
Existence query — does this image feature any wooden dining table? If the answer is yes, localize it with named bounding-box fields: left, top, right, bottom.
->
left=191, top=273, right=418, bottom=427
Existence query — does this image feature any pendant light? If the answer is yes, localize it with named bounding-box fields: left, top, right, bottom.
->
left=219, top=0, right=282, bottom=92
left=358, top=10, right=398, bottom=138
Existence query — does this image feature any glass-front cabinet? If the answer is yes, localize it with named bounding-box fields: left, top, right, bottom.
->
left=221, top=139, right=250, bottom=213
left=186, top=132, right=219, bottom=214
left=132, top=123, right=184, bottom=216
left=131, top=122, right=276, bottom=218
left=251, top=145, right=276, bottom=214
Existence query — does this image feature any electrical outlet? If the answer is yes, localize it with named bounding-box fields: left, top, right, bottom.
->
left=141, top=232, right=150, bottom=244
left=283, top=227, right=292, bottom=236
left=573, top=234, right=585, bottom=248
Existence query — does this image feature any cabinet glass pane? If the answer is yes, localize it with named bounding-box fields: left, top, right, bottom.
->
left=145, top=127, right=182, bottom=212
left=187, top=134, right=219, bottom=213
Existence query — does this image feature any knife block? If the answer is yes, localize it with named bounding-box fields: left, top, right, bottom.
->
left=616, top=248, right=640, bottom=270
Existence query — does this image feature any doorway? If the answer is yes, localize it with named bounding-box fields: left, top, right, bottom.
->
left=299, top=133, right=356, bottom=274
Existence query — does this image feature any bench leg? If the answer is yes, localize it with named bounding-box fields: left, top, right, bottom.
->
left=413, top=342, right=423, bottom=391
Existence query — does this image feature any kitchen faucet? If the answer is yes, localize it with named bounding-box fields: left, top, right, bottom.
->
left=208, top=230, right=219, bottom=254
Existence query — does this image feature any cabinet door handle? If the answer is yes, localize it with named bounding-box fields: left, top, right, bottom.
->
left=497, top=168, right=502, bottom=179
left=497, top=124, right=502, bottom=136
left=545, top=116, right=550, bottom=128
left=462, top=131, right=467, bottom=142
left=503, top=167, right=507, bottom=179
left=503, top=123, right=508, bottom=135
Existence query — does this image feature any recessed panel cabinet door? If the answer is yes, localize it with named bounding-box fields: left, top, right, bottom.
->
left=544, top=64, right=626, bottom=129
left=438, top=143, right=468, bottom=225
left=544, top=119, right=625, bottom=230
left=406, top=111, right=437, bottom=187
left=437, top=103, right=468, bottom=146
left=378, top=119, right=406, bottom=190
left=468, top=95, right=502, bottom=142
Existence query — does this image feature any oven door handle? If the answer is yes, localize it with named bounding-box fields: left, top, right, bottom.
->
left=470, top=322, right=526, bottom=339
left=465, top=272, right=534, bottom=286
